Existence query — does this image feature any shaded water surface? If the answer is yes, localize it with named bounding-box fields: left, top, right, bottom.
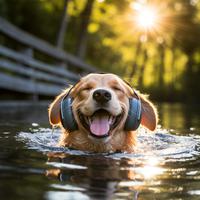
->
left=0, top=102, right=200, bottom=200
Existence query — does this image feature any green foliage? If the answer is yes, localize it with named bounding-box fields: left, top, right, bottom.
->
left=0, top=0, right=199, bottom=102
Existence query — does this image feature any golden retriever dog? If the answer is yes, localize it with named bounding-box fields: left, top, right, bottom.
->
left=49, top=73, right=158, bottom=153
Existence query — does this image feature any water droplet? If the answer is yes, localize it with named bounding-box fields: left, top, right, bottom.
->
left=32, top=123, right=39, bottom=127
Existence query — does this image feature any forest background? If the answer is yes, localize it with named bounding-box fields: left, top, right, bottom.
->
left=0, top=0, right=199, bottom=103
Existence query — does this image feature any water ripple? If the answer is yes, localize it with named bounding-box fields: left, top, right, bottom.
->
left=17, top=127, right=200, bottom=162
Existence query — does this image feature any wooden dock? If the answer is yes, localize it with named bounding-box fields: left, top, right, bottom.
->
left=0, top=17, right=97, bottom=100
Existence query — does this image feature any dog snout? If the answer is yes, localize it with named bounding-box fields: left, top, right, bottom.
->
left=93, top=89, right=111, bottom=103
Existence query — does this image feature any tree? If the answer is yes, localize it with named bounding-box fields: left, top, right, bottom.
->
left=56, top=0, right=70, bottom=49
left=75, top=0, right=95, bottom=59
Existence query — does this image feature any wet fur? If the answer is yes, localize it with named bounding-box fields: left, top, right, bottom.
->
left=49, top=73, right=158, bottom=153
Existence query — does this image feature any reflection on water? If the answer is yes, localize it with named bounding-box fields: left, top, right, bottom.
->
left=16, top=125, right=200, bottom=200
left=158, top=103, right=200, bottom=131
left=0, top=102, right=199, bottom=200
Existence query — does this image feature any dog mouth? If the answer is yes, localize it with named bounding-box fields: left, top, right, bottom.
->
left=78, top=109, right=123, bottom=138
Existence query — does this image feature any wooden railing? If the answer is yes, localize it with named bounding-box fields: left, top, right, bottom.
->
left=0, top=17, right=97, bottom=99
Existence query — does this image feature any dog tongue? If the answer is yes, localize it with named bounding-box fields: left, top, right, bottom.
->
left=90, top=113, right=110, bottom=136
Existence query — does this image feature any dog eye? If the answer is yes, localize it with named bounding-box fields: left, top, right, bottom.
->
left=82, top=87, right=92, bottom=91
left=112, top=86, right=122, bottom=91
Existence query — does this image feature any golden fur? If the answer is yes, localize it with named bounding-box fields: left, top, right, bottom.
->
left=49, top=73, right=158, bottom=153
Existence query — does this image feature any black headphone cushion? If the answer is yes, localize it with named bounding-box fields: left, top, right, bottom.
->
left=124, top=98, right=142, bottom=131
left=60, top=97, right=78, bottom=132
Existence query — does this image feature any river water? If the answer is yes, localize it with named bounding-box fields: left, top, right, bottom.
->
left=0, top=102, right=199, bottom=200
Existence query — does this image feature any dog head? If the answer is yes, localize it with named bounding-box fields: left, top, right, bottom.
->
left=49, top=73, right=158, bottom=149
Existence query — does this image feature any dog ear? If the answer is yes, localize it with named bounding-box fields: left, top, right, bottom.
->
left=48, top=90, right=67, bottom=125
left=139, top=93, right=158, bottom=131
left=48, top=78, right=82, bottom=125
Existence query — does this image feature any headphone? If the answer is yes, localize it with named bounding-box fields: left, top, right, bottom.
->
left=60, top=82, right=142, bottom=132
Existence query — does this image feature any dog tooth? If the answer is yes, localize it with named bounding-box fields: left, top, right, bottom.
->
left=109, top=116, right=113, bottom=124
left=88, top=117, right=92, bottom=124
left=112, top=117, right=115, bottom=124
left=108, top=116, right=115, bottom=125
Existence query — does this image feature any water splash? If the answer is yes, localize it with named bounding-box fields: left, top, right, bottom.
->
left=17, top=126, right=200, bottom=162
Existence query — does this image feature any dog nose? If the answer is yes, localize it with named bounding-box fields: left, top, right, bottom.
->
left=93, top=89, right=111, bottom=103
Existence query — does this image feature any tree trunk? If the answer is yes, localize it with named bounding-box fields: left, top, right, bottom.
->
left=56, top=0, right=69, bottom=49
left=129, top=41, right=142, bottom=78
left=184, top=52, right=194, bottom=94
left=171, top=48, right=176, bottom=90
left=138, top=48, right=148, bottom=88
left=76, top=0, right=94, bottom=59
left=158, top=44, right=165, bottom=89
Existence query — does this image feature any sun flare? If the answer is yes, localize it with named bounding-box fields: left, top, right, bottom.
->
left=131, top=2, right=159, bottom=31
left=137, top=7, right=158, bottom=29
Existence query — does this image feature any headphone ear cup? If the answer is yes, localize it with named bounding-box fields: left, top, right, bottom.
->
left=124, top=98, right=142, bottom=131
left=60, top=96, right=78, bottom=132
